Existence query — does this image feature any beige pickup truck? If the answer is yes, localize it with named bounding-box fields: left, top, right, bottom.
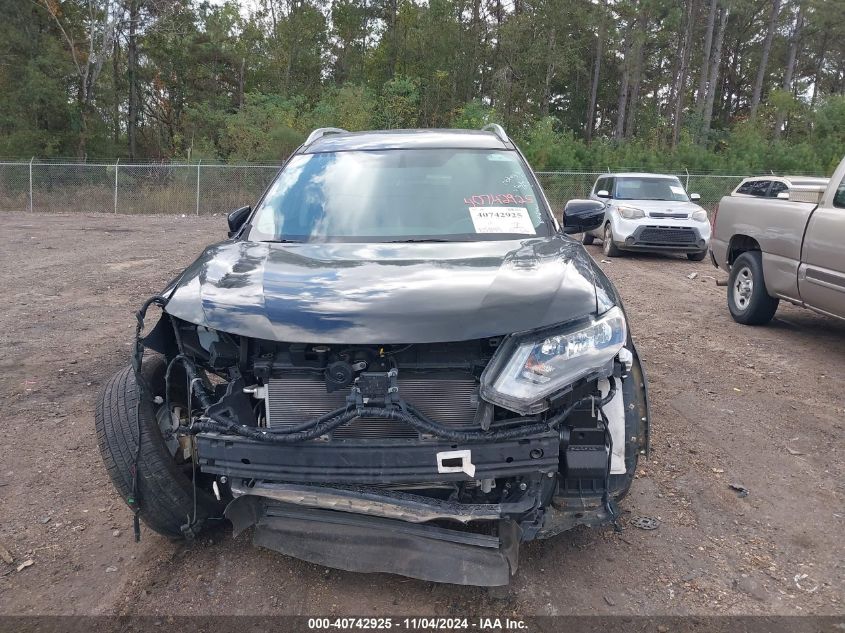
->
left=710, top=157, right=845, bottom=325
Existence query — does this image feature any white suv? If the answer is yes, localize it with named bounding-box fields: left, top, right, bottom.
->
left=584, top=173, right=711, bottom=261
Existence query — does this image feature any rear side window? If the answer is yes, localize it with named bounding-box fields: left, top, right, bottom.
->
left=768, top=182, right=788, bottom=198
left=834, top=176, right=845, bottom=209
left=737, top=180, right=770, bottom=196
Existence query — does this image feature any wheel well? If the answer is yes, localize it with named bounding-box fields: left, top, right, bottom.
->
left=727, top=234, right=760, bottom=265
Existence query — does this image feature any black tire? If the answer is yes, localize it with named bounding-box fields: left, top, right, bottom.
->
left=727, top=251, right=779, bottom=325
left=581, top=233, right=595, bottom=245
left=602, top=224, right=621, bottom=257
left=95, top=355, right=224, bottom=538
left=687, top=251, right=707, bottom=261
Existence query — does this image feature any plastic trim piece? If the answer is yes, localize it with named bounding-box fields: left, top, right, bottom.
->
left=228, top=480, right=538, bottom=523
left=225, top=498, right=521, bottom=586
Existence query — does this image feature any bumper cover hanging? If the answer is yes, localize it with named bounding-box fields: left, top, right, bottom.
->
left=226, top=496, right=521, bottom=586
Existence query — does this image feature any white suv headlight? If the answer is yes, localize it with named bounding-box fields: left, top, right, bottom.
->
left=617, top=206, right=645, bottom=219
left=480, top=307, right=627, bottom=415
left=692, top=209, right=708, bottom=222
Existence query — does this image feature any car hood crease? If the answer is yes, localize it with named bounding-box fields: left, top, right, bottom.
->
left=163, top=237, right=604, bottom=343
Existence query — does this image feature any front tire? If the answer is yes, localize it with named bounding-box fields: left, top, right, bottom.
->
left=687, top=251, right=707, bottom=261
left=727, top=252, right=779, bottom=325
left=581, top=233, right=595, bottom=245
left=95, top=355, right=224, bottom=538
left=602, top=224, right=621, bottom=257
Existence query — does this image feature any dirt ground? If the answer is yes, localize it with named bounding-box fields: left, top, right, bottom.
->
left=0, top=211, right=842, bottom=616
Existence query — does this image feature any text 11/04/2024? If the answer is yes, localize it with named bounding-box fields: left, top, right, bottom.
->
left=307, top=617, right=528, bottom=630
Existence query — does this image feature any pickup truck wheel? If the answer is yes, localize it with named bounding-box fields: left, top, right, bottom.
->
left=602, top=224, right=621, bottom=257
left=581, top=233, right=595, bottom=245
left=687, top=251, right=707, bottom=261
left=727, top=252, right=779, bottom=325
left=95, top=355, right=224, bottom=538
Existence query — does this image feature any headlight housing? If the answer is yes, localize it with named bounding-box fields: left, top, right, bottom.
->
left=617, top=206, right=645, bottom=219
left=692, top=209, right=708, bottom=222
left=480, top=307, right=627, bottom=415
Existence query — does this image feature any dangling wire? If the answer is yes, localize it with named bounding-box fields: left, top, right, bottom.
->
left=128, top=295, right=168, bottom=542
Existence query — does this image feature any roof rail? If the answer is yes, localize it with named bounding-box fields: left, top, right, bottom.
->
left=481, top=123, right=510, bottom=144
left=304, top=127, right=348, bottom=147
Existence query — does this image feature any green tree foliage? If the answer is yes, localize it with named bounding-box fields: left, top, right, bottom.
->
left=2, top=0, right=844, bottom=173
left=219, top=93, right=305, bottom=162
left=377, top=75, right=420, bottom=129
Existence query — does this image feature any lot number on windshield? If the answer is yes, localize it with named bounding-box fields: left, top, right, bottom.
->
left=468, top=207, right=536, bottom=234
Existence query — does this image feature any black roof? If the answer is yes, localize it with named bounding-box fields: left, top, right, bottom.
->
left=301, top=128, right=514, bottom=154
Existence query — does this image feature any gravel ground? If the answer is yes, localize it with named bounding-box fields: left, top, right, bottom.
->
left=0, top=211, right=842, bottom=616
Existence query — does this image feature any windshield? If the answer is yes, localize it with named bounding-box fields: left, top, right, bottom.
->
left=247, top=149, right=552, bottom=242
left=614, top=177, right=689, bottom=202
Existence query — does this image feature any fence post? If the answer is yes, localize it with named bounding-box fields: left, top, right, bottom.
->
left=195, top=159, right=201, bottom=216
left=685, top=168, right=690, bottom=190
left=29, top=157, right=34, bottom=213
left=114, top=158, right=120, bottom=214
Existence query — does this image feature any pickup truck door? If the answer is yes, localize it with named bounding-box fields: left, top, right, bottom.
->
left=798, top=170, right=845, bottom=318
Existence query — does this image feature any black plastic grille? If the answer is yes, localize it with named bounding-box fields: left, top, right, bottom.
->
left=637, top=227, right=697, bottom=244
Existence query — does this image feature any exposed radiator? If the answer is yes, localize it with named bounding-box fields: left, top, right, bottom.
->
left=265, top=374, right=479, bottom=439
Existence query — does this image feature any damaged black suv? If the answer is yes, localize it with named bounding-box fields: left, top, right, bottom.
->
left=96, top=126, right=649, bottom=586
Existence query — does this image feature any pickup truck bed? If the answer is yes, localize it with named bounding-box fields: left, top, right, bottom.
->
left=710, top=159, right=845, bottom=324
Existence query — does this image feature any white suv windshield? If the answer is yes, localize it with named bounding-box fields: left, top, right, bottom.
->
left=248, top=149, right=552, bottom=242
left=614, top=177, right=689, bottom=202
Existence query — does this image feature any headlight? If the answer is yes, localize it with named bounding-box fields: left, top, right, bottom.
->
left=692, top=209, right=708, bottom=222
left=617, top=206, right=645, bottom=219
left=480, top=307, right=627, bottom=415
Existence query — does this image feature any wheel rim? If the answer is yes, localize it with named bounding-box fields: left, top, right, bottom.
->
left=603, top=226, right=612, bottom=253
left=733, top=266, right=753, bottom=310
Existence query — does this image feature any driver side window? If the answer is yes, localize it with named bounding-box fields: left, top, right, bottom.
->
left=594, top=178, right=607, bottom=195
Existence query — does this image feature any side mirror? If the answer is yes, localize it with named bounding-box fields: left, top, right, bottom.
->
left=776, top=191, right=790, bottom=200
left=690, top=193, right=701, bottom=201
left=562, top=199, right=606, bottom=234
left=227, top=205, right=251, bottom=237
left=596, top=189, right=610, bottom=199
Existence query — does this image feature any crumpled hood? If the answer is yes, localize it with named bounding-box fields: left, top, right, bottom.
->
left=163, top=237, right=615, bottom=344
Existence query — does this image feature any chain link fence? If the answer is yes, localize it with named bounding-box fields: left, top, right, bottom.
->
left=0, top=160, right=810, bottom=216
left=0, top=160, right=279, bottom=216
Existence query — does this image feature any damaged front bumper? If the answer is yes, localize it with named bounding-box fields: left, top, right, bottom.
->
left=226, top=484, right=527, bottom=586
left=139, top=307, right=650, bottom=586
left=190, top=355, right=647, bottom=586
left=203, top=433, right=560, bottom=585
left=197, top=388, right=644, bottom=586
